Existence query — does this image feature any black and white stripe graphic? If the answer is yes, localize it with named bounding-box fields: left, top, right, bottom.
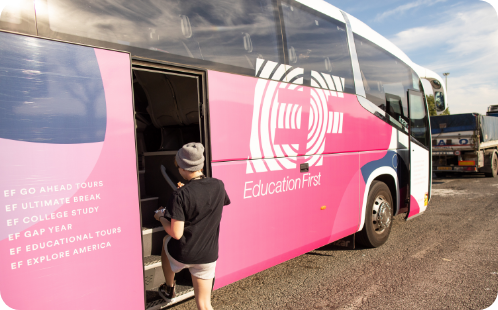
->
left=248, top=59, right=345, bottom=174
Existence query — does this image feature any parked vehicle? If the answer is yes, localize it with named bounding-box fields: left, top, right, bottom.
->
left=0, top=0, right=447, bottom=309
left=487, top=105, right=498, bottom=117
left=431, top=114, right=498, bottom=177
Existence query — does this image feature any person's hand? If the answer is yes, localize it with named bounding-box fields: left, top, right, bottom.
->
left=177, top=182, right=184, bottom=188
left=154, top=208, right=165, bottom=221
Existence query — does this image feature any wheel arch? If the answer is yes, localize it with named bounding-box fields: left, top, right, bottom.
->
left=358, top=167, right=398, bottom=232
left=375, top=174, right=398, bottom=214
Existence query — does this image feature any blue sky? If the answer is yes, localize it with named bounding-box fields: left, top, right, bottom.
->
left=325, top=0, right=498, bottom=115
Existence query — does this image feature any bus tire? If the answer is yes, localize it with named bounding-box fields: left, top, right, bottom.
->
left=356, top=181, right=393, bottom=248
left=484, top=151, right=498, bottom=178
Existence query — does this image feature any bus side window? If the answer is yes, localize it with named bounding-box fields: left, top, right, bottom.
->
left=385, top=94, right=406, bottom=128
left=39, top=0, right=282, bottom=72
left=408, top=90, right=430, bottom=148
left=0, top=0, right=36, bottom=35
left=354, top=34, right=413, bottom=130
left=281, top=0, right=355, bottom=93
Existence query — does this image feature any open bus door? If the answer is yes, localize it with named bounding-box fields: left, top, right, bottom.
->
left=0, top=31, right=145, bottom=309
left=407, top=89, right=431, bottom=219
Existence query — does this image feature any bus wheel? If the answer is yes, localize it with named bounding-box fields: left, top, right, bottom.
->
left=357, top=181, right=393, bottom=248
left=484, top=151, right=497, bottom=178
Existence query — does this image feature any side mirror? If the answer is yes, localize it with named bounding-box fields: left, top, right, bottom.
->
left=434, top=91, right=445, bottom=112
left=421, top=78, right=448, bottom=115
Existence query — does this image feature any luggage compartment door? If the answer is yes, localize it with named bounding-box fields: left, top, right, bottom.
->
left=0, top=31, right=144, bottom=310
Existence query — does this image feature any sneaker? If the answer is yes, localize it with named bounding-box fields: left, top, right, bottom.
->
left=158, top=282, right=176, bottom=301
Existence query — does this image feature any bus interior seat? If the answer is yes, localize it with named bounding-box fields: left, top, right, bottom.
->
left=134, top=70, right=200, bottom=151
left=134, top=70, right=182, bottom=127
left=166, top=74, right=199, bottom=126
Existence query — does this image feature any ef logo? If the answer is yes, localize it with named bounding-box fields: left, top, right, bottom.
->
left=247, top=78, right=344, bottom=174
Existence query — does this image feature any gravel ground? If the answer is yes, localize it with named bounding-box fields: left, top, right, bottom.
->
left=169, top=174, right=498, bottom=310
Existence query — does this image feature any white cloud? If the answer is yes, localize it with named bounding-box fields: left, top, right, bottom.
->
left=374, top=0, right=448, bottom=22
left=389, top=3, right=498, bottom=114
left=391, top=8, right=498, bottom=54
left=448, top=82, right=498, bottom=114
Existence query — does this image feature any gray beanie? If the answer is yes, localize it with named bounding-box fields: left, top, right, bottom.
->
left=175, top=143, right=205, bottom=172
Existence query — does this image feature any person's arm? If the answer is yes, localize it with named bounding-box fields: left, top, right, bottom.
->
left=154, top=210, right=185, bottom=240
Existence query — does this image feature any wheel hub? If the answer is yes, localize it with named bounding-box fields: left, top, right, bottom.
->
left=372, top=195, right=392, bottom=234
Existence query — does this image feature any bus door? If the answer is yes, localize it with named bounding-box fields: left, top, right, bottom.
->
left=0, top=31, right=145, bottom=310
left=131, top=64, right=206, bottom=307
left=407, top=89, right=431, bottom=219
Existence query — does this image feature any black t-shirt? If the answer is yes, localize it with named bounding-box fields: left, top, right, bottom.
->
left=164, top=177, right=230, bottom=264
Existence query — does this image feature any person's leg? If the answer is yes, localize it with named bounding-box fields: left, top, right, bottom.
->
left=191, top=275, right=214, bottom=310
left=161, top=238, right=175, bottom=287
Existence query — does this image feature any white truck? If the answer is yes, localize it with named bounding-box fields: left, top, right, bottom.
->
left=431, top=113, right=498, bottom=177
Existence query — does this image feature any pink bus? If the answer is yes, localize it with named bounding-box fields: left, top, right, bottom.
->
left=0, top=0, right=448, bottom=309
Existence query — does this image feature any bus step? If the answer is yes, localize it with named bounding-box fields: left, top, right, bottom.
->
left=141, top=197, right=160, bottom=228
left=142, top=226, right=167, bottom=257
left=144, top=256, right=194, bottom=309
left=144, top=255, right=164, bottom=290
left=144, top=256, right=193, bottom=290
left=145, top=286, right=194, bottom=310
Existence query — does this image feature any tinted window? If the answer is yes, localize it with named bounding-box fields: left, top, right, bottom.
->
left=409, top=90, right=429, bottom=148
left=0, top=32, right=106, bottom=144
left=386, top=94, right=406, bottom=128
left=355, top=34, right=418, bottom=128
left=281, top=1, right=354, bottom=93
left=41, top=0, right=281, bottom=72
left=0, top=0, right=36, bottom=35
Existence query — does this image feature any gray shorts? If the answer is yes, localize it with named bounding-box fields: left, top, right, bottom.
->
left=164, top=236, right=216, bottom=280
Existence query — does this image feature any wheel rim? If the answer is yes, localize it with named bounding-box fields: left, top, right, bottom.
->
left=371, top=195, right=392, bottom=234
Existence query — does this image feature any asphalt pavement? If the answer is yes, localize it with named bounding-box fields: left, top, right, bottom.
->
left=170, top=173, right=498, bottom=310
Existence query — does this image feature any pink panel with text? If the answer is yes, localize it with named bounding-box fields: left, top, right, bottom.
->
left=207, top=70, right=395, bottom=289
left=0, top=41, right=144, bottom=310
